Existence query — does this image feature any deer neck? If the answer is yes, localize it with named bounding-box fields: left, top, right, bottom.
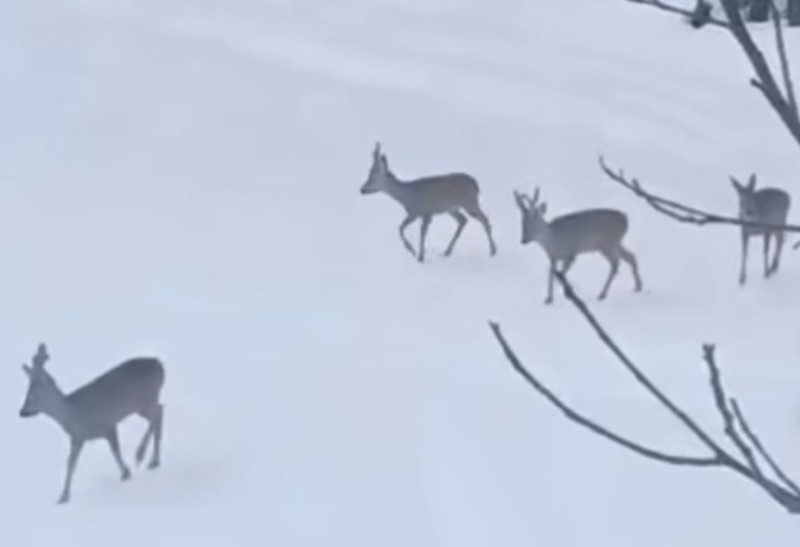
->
left=535, top=221, right=556, bottom=254
left=40, top=381, right=79, bottom=437
left=381, top=171, right=412, bottom=206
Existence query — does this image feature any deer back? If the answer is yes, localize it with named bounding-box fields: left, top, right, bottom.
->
left=67, top=357, right=165, bottom=427
left=399, top=172, right=480, bottom=215
left=752, top=188, right=791, bottom=224
left=546, top=208, right=628, bottom=258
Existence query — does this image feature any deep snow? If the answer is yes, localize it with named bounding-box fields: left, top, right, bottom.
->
left=1, top=0, right=800, bottom=545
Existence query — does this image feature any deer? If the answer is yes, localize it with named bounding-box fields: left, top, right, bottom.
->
left=18, top=343, right=166, bottom=504
left=513, top=187, right=643, bottom=304
left=359, top=141, right=497, bottom=262
left=730, top=173, right=791, bottom=286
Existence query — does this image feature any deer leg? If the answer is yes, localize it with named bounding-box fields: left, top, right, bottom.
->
left=771, top=230, right=785, bottom=275
left=763, top=233, right=771, bottom=278
left=135, top=423, right=153, bottom=466
left=58, top=439, right=84, bottom=504
left=137, top=404, right=163, bottom=470
left=149, top=404, right=164, bottom=470
left=443, top=211, right=468, bottom=256
left=739, top=231, right=749, bottom=286
left=545, top=259, right=557, bottom=305
left=558, top=256, right=576, bottom=297
left=465, top=204, right=497, bottom=256
left=598, top=251, right=620, bottom=300
left=617, top=245, right=643, bottom=292
left=418, top=215, right=432, bottom=263
left=105, top=428, right=131, bottom=481
left=398, top=215, right=418, bottom=257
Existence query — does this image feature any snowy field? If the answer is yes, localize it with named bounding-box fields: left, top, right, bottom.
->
left=2, top=0, right=800, bottom=544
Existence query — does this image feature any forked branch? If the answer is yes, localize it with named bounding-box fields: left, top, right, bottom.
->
left=488, top=321, right=719, bottom=467
left=624, top=0, right=800, bottom=148
left=488, top=270, right=800, bottom=514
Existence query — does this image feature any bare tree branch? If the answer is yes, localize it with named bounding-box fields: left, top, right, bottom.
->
left=624, top=0, right=800, bottom=148
left=769, top=0, right=798, bottom=117
left=730, top=399, right=800, bottom=496
left=542, top=271, right=732, bottom=457
left=487, top=269, right=800, bottom=514
left=702, top=344, right=766, bottom=480
left=718, top=0, right=800, bottom=147
left=488, top=321, right=719, bottom=466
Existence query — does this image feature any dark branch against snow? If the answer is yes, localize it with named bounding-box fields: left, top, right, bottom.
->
left=488, top=321, right=718, bottom=466
left=622, top=0, right=800, bottom=147
left=730, top=400, right=800, bottom=497
left=487, top=268, right=800, bottom=514
left=768, top=0, right=798, bottom=118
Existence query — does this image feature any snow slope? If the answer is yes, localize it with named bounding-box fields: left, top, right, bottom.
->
left=1, top=0, right=800, bottom=544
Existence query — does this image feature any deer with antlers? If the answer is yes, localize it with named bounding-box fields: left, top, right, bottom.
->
left=19, top=343, right=166, bottom=504
left=359, top=142, right=498, bottom=262
left=513, top=187, right=643, bottom=304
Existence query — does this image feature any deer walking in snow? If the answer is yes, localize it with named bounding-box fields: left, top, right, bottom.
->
left=513, top=187, right=643, bottom=304
left=19, top=343, right=165, bottom=504
left=730, top=173, right=791, bottom=286
left=359, top=142, right=497, bottom=262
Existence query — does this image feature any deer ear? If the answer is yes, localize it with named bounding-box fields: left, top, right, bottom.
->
left=748, top=173, right=757, bottom=189
left=730, top=176, right=742, bottom=191
left=539, top=202, right=547, bottom=215
left=380, top=154, right=388, bottom=168
left=21, top=364, right=32, bottom=377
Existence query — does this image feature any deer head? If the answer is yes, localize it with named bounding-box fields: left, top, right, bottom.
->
left=19, top=343, right=58, bottom=418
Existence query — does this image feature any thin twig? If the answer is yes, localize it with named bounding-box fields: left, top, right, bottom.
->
left=731, top=399, right=800, bottom=496
left=548, top=269, right=729, bottom=456
left=702, top=344, right=765, bottom=480
left=769, top=0, right=798, bottom=117
left=488, top=321, right=719, bottom=466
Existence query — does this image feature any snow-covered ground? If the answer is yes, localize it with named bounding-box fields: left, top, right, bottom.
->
left=1, top=0, right=800, bottom=544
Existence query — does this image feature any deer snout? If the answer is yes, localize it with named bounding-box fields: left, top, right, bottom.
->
left=19, top=408, right=36, bottom=418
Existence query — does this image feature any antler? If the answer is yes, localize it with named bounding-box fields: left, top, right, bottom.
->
left=513, top=187, right=542, bottom=210
left=530, top=186, right=540, bottom=207
left=32, top=343, right=49, bottom=370
left=513, top=190, right=528, bottom=210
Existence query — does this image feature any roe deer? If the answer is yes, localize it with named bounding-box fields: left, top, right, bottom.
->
left=730, top=173, right=791, bottom=285
left=19, top=343, right=165, bottom=504
left=514, top=187, right=643, bottom=304
left=359, top=141, right=497, bottom=262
